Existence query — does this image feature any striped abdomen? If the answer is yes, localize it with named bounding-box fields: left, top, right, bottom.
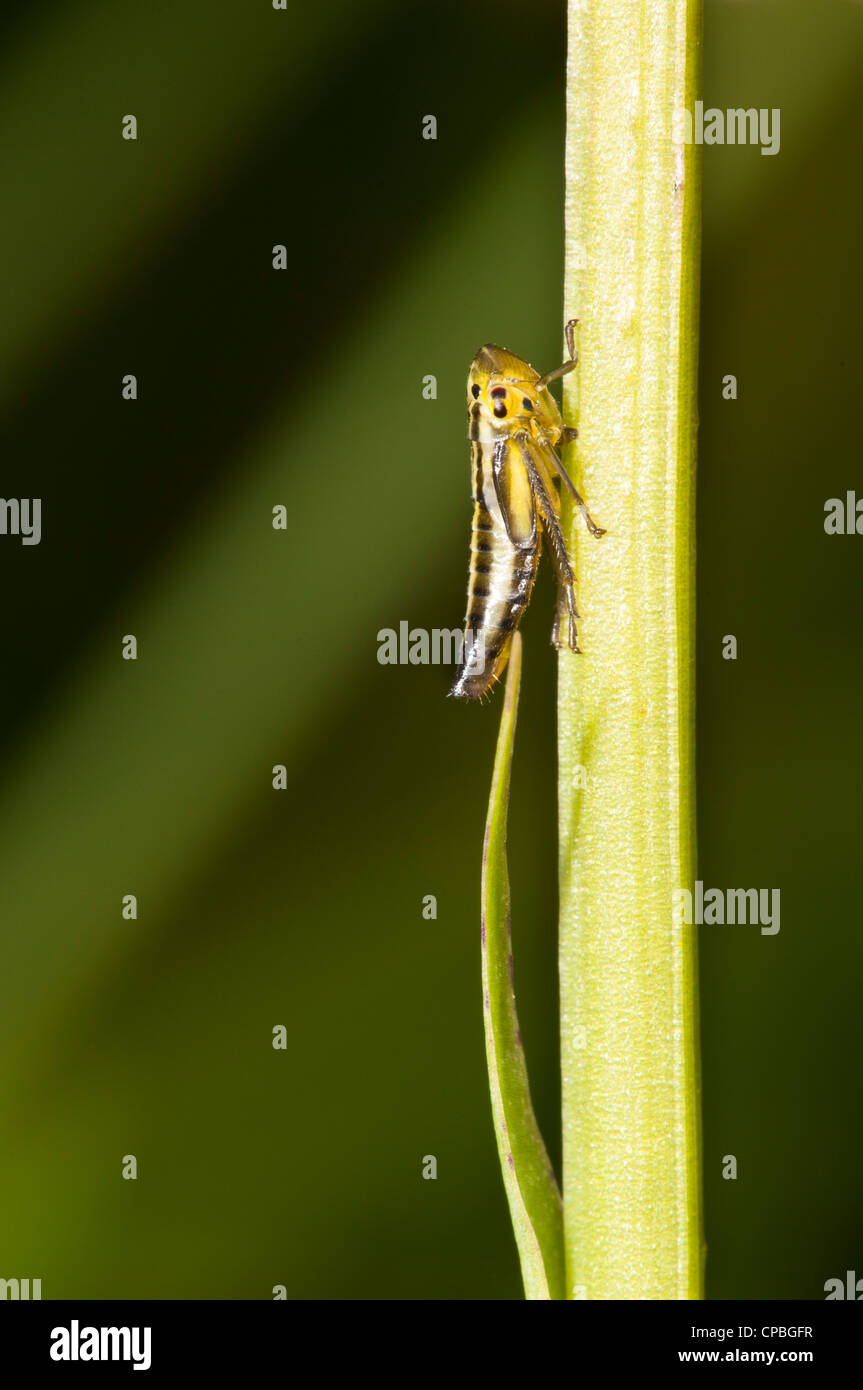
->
left=450, top=440, right=538, bottom=700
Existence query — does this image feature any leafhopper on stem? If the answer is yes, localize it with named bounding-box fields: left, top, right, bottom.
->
left=451, top=319, right=604, bottom=700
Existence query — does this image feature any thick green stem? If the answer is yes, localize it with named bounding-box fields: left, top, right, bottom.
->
left=558, top=1, right=703, bottom=1298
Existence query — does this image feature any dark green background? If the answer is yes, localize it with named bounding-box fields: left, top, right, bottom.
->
left=0, top=0, right=860, bottom=1299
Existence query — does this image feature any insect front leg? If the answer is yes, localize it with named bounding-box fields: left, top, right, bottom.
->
left=541, top=321, right=606, bottom=539
left=535, top=319, right=580, bottom=390
left=564, top=316, right=578, bottom=360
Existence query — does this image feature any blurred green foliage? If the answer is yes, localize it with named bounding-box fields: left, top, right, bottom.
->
left=0, top=0, right=861, bottom=1299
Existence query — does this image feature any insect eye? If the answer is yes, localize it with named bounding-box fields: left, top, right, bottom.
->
left=522, top=397, right=533, bottom=410
left=471, top=383, right=481, bottom=399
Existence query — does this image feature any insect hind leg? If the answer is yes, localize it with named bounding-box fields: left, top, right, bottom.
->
left=551, top=581, right=580, bottom=654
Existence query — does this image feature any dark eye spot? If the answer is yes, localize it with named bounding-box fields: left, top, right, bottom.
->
left=493, top=401, right=507, bottom=419
left=490, top=386, right=506, bottom=398
left=523, top=397, right=532, bottom=410
left=471, top=383, right=481, bottom=398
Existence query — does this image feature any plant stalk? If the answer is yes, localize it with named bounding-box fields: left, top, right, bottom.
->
left=558, top=0, right=704, bottom=1299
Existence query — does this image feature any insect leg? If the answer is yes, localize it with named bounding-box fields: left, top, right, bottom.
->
left=551, top=584, right=579, bottom=652
left=538, top=319, right=606, bottom=537
left=546, top=446, right=606, bottom=537
left=535, top=319, right=580, bottom=390
left=515, top=433, right=581, bottom=654
left=527, top=525, right=574, bottom=648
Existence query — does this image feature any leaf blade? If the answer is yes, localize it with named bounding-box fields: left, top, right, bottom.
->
left=481, top=632, right=565, bottom=1300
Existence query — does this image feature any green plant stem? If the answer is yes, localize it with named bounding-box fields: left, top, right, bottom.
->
left=558, top=0, right=704, bottom=1298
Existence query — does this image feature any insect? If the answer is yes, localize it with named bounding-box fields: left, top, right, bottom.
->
left=450, top=319, right=605, bottom=700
